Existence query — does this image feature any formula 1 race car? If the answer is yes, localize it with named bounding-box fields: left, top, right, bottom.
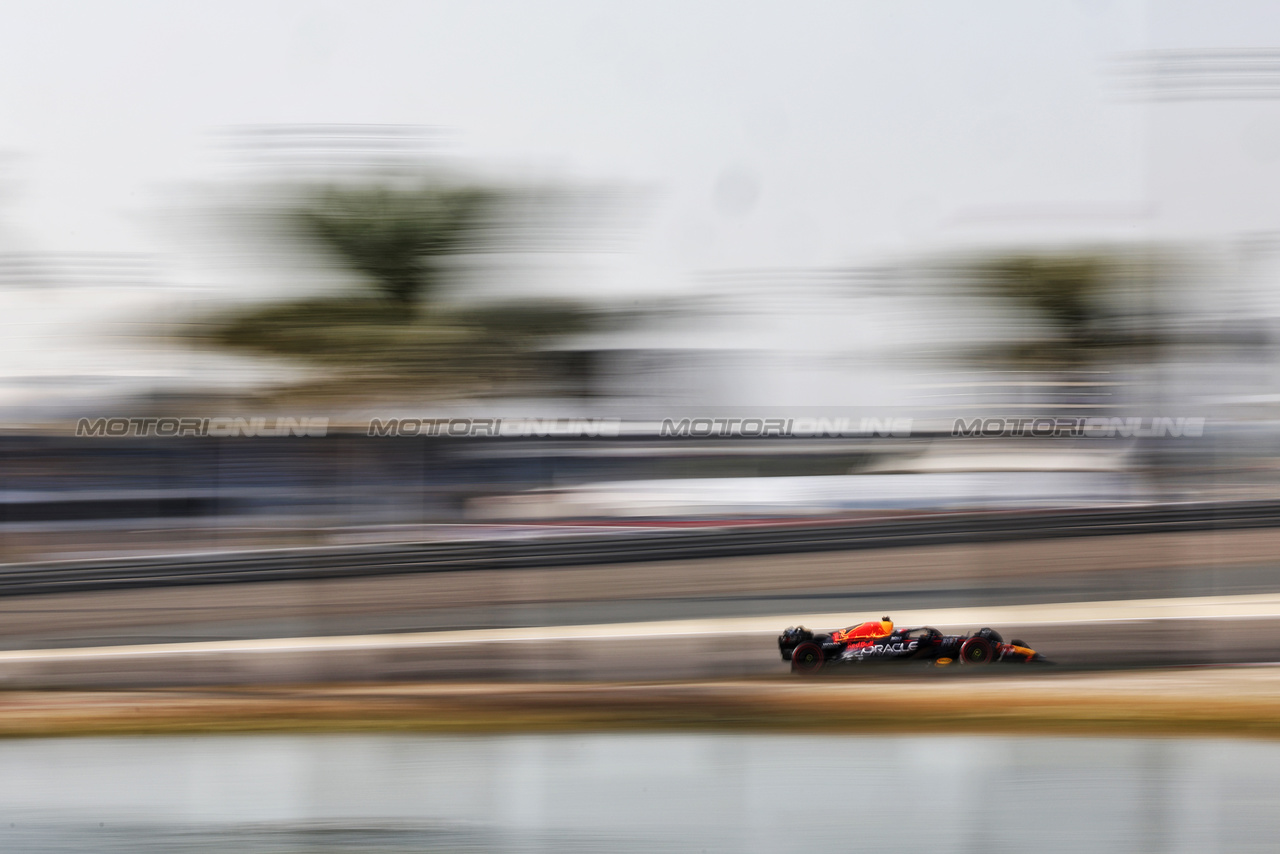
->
left=778, top=616, right=1049, bottom=674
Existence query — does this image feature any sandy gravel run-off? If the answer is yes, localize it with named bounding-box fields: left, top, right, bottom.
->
left=3, top=666, right=1280, bottom=739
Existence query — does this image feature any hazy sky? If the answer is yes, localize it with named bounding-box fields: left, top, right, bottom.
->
left=0, top=0, right=1278, bottom=295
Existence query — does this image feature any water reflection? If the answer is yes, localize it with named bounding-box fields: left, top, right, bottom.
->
left=0, top=733, right=1276, bottom=852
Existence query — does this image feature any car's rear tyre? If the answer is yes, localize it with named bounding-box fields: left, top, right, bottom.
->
left=791, top=641, right=825, bottom=675
left=959, top=637, right=994, bottom=665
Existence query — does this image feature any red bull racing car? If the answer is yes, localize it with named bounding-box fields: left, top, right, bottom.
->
left=779, top=616, right=1049, bottom=674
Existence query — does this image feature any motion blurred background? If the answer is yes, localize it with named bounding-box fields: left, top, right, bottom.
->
left=4, top=2, right=1280, bottom=551
left=5, top=2, right=1280, bottom=851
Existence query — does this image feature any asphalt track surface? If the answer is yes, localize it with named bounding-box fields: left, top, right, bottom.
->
left=4, top=500, right=1280, bottom=597
left=2, top=593, right=1280, bottom=686
left=0, top=523, right=1279, bottom=683
left=0, top=506, right=1279, bottom=685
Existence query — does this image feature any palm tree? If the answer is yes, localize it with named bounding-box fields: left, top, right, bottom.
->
left=294, top=182, right=497, bottom=306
